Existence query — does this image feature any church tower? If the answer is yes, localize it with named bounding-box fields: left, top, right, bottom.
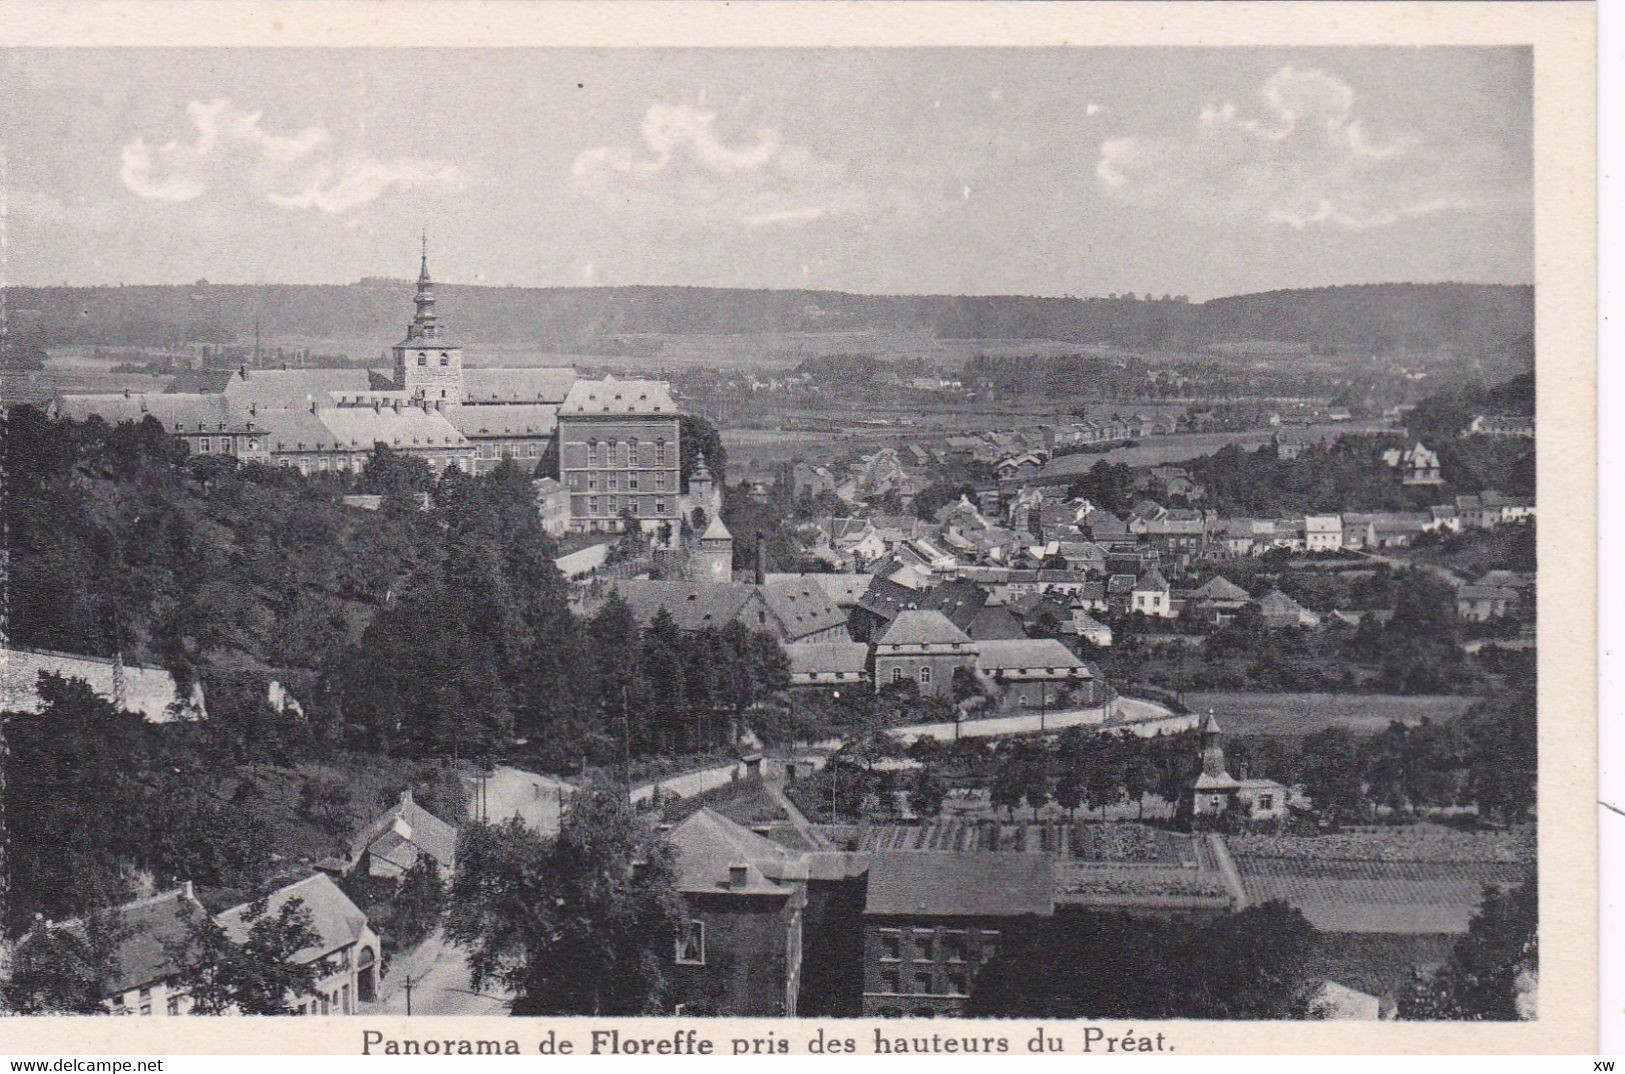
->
left=688, top=450, right=720, bottom=520
left=1199, top=711, right=1232, bottom=781
left=688, top=514, right=734, bottom=583
left=392, top=234, right=465, bottom=407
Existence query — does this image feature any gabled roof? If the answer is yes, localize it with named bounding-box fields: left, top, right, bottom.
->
left=1191, top=576, right=1250, bottom=602
left=877, top=609, right=973, bottom=648
left=350, top=789, right=458, bottom=873
left=700, top=515, right=733, bottom=541
left=91, top=886, right=209, bottom=995
left=864, top=851, right=1054, bottom=917
left=1134, top=568, right=1170, bottom=592
left=764, top=572, right=873, bottom=608
left=666, top=808, right=800, bottom=896
left=610, top=580, right=764, bottom=633
left=218, top=874, right=370, bottom=963
left=759, top=580, right=847, bottom=641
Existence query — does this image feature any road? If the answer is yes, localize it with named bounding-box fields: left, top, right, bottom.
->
left=371, top=927, right=510, bottom=1017
left=884, top=696, right=1190, bottom=743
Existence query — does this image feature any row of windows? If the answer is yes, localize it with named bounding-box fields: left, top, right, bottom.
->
left=891, top=666, right=932, bottom=686
left=582, top=496, right=670, bottom=517
left=569, top=439, right=671, bottom=467
left=296, top=981, right=353, bottom=1015
left=877, top=928, right=998, bottom=966
left=575, top=471, right=670, bottom=493
left=475, top=442, right=541, bottom=460
left=192, top=435, right=259, bottom=454
left=875, top=968, right=970, bottom=998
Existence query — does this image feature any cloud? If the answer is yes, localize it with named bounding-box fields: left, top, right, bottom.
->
left=572, top=101, right=849, bottom=229
left=120, top=99, right=464, bottom=214
left=1096, top=66, right=1481, bottom=232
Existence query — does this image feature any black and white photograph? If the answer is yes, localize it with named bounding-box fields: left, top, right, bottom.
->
left=0, top=2, right=1598, bottom=1055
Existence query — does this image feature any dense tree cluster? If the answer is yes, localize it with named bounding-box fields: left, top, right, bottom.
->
left=1397, top=879, right=1537, bottom=1020
left=446, top=789, right=686, bottom=1015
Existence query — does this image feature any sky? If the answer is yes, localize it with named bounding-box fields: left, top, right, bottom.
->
left=0, top=47, right=1532, bottom=298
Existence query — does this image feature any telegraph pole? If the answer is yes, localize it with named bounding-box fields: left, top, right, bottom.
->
left=404, top=974, right=414, bottom=1016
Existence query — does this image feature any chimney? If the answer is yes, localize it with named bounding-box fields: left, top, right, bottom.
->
left=249, top=402, right=257, bottom=417
left=182, top=880, right=195, bottom=901
left=754, top=532, right=766, bottom=586
left=401, top=788, right=413, bottom=807
left=123, top=388, right=131, bottom=399
left=728, top=863, right=750, bottom=889
left=309, top=399, right=318, bottom=414
left=239, top=364, right=248, bottom=379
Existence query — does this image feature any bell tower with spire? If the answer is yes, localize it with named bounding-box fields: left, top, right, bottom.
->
left=392, top=233, right=465, bottom=406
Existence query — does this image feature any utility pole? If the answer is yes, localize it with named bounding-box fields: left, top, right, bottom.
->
left=1040, top=681, right=1047, bottom=733
left=621, top=684, right=633, bottom=807
left=404, top=974, right=414, bottom=1016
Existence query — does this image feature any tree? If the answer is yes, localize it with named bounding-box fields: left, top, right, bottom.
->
left=679, top=414, right=726, bottom=492
left=909, top=766, right=948, bottom=818
left=1014, top=741, right=1051, bottom=820
left=445, top=789, right=686, bottom=1015
left=989, top=753, right=1025, bottom=820
left=1398, top=878, right=1537, bottom=1020
left=168, top=896, right=325, bottom=1015
left=382, top=856, right=447, bottom=952
left=1298, top=727, right=1366, bottom=826
left=2, top=909, right=127, bottom=1014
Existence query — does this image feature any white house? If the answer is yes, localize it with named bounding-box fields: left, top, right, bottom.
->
left=1304, top=515, right=1344, bottom=553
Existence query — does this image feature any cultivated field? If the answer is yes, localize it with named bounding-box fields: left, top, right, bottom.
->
left=1183, top=691, right=1477, bottom=737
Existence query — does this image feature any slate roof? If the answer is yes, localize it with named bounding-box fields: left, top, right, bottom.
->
left=444, top=403, right=559, bottom=438
left=700, top=515, right=733, bottom=541
left=610, top=580, right=762, bottom=633
left=99, top=886, right=208, bottom=994
left=56, top=391, right=251, bottom=433
left=461, top=367, right=576, bottom=403
left=220, top=368, right=375, bottom=410
left=974, top=639, right=1090, bottom=674
left=786, top=640, right=871, bottom=677
left=666, top=808, right=801, bottom=896
left=218, top=874, right=371, bottom=963
left=864, top=851, right=1054, bottom=918
left=877, top=609, right=973, bottom=648
left=1135, top=567, right=1170, bottom=592
left=1191, top=576, right=1250, bottom=602
left=350, top=790, right=458, bottom=874
left=759, top=580, right=848, bottom=641
left=558, top=376, right=677, bottom=416
left=764, top=573, right=873, bottom=608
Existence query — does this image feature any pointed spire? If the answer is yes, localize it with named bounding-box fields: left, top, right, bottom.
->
left=407, top=232, right=438, bottom=340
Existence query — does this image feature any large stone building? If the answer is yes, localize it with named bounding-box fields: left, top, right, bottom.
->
left=556, top=374, right=683, bottom=534
left=872, top=610, right=979, bottom=699
left=52, top=244, right=617, bottom=492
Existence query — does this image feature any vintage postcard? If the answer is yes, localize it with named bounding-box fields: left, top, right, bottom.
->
left=0, top=0, right=1597, bottom=1057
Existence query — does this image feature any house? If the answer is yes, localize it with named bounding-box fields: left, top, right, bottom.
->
left=532, top=477, right=571, bottom=537
left=1256, top=589, right=1321, bottom=630
left=861, top=851, right=1053, bottom=1017
left=764, top=572, right=874, bottom=611
left=1456, top=585, right=1519, bottom=622
left=665, top=808, right=808, bottom=1016
left=1105, top=573, right=1138, bottom=614
left=1395, top=442, right=1443, bottom=485
left=1304, top=515, right=1344, bottom=553
left=1130, top=568, right=1174, bottom=618
left=1076, top=505, right=1130, bottom=542
left=217, top=874, right=381, bottom=1014
left=95, top=883, right=209, bottom=1016
left=919, top=580, right=1026, bottom=641
left=1463, top=414, right=1535, bottom=439
left=1149, top=465, right=1203, bottom=501
left=1308, top=981, right=1384, bottom=1020
left=792, top=461, right=836, bottom=499
left=787, top=640, right=873, bottom=687
left=1186, top=714, right=1289, bottom=822
left=0, top=646, right=207, bottom=724
left=349, top=788, right=458, bottom=880
left=872, top=610, right=978, bottom=699
left=973, top=639, right=1097, bottom=709
left=1187, top=575, right=1251, bottom=625
left=605, top=578, right=849, bottom=644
